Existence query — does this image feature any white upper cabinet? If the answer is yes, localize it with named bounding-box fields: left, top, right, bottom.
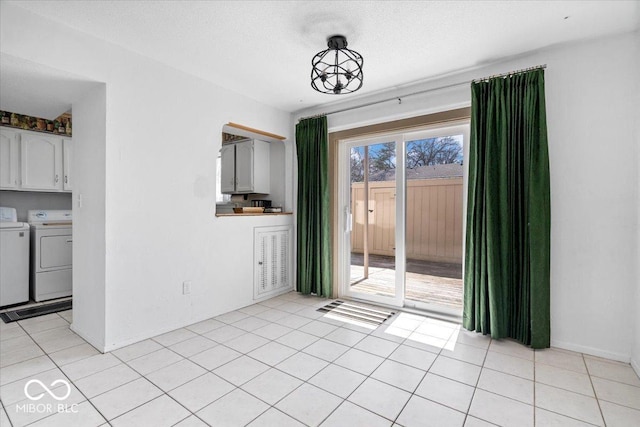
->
left=221, top=139, right=270, bottom=194
left=63, top=139, right=73, bottom=191
left=235, top=140, right=254, bottom=193
left=20, top=132, right=63, bottom=191
left=0, top=128, right=72, bottom=192
left=0, top=128, right=20, bottom=189
left=220, top=144, right=236, bottom=194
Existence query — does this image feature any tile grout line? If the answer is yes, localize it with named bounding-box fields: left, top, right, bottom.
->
left=11, top=312, right=204, bottom=426
left=533, top=348, right=536, bottom=427
left=583, top=352, right=607, bottom=426
left=10, top=312, right=109, bottom=426
left=475, top=345, right=606, bottom=426
left=533, top=349, right=607, bottom=426
left=235, top=310, right=376, bottom=425
left=9, top=293, right=637, bottom=426
left=81, top=301, right=640, bottom=424
left=388, top=321, right=448, bottom=426
left=311, top=336, right=408, bottom=425
left=107, top=301, right=342, bottom=426
left=461, top=335, right=493, bottom=426
left=310, top=313, right=480, bottom=425
left=14, top=299, right=442, bottom=424
left=5, top=301, right=482, bottom=425
left=109, top=342, right=215, bottom=426
left=120, top=301, right=464, bottom=425
left=208, top=303, right=403, bottom=425
left=229, top=296, right=345, bottom=426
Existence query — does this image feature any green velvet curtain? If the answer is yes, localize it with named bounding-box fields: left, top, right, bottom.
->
left=295, top=116, right=332, bottom=297
left=463, top=69, right=550, bottom=348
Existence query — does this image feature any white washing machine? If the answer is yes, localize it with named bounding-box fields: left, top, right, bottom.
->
left=28, top=210, right=73, bottom=302
left=0, top=207, right=30, bottom=307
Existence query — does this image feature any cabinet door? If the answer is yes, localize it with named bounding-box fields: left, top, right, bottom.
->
left=0, top=128, right=19, bottom=189
left=235, top=140, right=254, bottom=193
left=220, top=144, right=236, bottom=194
left=254, top=226, right=292, bottom=299
left=21, top=132, right=63, bottom=191
left=252, top=139, right=270, bottom=194
left=63, top=139, right=73, bottom=191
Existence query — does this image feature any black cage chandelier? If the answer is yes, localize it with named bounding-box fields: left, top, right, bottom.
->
left=311, top=35, right=363, bottom=95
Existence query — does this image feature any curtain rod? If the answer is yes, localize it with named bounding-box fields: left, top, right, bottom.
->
left=471, top=64, right=546, bottom=83
left=298, top=64, right=547, bottom=122
left=298, top=80, right=467, bottom=121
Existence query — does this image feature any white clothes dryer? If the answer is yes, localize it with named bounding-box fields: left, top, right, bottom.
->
left=28, top=210, right=72, bottom=302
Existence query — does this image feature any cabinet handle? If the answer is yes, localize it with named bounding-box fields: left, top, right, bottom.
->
left=66, top=239, right=73, bottom=243
left=258, top=261, right=263, bottom=265
left=64, top=175, right=68, bottom=184
left=55, top=174, right=59, bottom=183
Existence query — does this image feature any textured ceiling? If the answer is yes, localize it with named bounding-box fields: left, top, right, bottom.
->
left=6, top=1, right=640, bottom=113
left=0, top=53, right=100, bottom=119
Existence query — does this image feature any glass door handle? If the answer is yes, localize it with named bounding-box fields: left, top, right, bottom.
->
left=345, top=208, right=352, bottom=232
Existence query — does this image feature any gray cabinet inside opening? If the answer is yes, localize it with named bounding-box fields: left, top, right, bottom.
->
left=221, top=138, right=270, bottom=194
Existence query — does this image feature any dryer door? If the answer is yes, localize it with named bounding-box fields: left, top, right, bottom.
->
left=40, top=234, right=72, bottom=269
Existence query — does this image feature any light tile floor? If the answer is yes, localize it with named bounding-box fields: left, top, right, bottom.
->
left=1, top=292, right=639, bottom=426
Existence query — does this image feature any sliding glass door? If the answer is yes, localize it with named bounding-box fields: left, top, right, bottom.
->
left=342, top=136, right=404, bottom=307
left=403, top=129, right=466, bottom=313
left=338, top=124, right=469, bottom=314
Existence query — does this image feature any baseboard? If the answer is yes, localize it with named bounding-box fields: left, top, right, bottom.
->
left=101, top=297, right=279, bottom=353
left=253, top=286, right=293, bottom=303
left=102, top=314, right=221, bottom=353
left=631, top=357, right=640, bottom=378
left=551, top=339, right=630, bottom=363
left=70, top=323, right=106, bottom=353
left=103, top=327, right=167, bottom=353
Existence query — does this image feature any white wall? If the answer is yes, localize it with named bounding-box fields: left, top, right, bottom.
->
left=633, top=31, right=640, bottom=375
left=543, top=32, right=637, bottom=362
left=1, top=3, right=294, bottom=351
left=297, top=31, right=640, bottom=362
left=71, top=85, right=107, bottom=350
left=0, top=191, right=71, bottom=222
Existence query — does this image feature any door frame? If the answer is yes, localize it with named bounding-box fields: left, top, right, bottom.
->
left=399, top=123, right=470, bottom=317
left=337, top=122, right=470, bottom=315
left=338, top=133, right=405, bottom=307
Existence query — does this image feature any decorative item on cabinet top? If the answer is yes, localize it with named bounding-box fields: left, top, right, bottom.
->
left=0, top=110, right=72, bottom=137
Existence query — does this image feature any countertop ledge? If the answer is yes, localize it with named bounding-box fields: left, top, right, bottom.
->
left=215, top=212, right=293, bottom=217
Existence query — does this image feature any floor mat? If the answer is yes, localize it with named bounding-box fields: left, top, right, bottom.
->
left=0, top=300, right=72, bottom=323
left=317, top=300, right=395, bottom=327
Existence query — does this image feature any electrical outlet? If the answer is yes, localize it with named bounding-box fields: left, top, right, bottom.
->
left=182, top=281, right=191, bottom=295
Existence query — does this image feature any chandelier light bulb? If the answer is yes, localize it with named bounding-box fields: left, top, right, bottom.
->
left=345, top=68, right=353, bottom=81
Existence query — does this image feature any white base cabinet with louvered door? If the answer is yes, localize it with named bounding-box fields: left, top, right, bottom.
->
left=254, top=225, right=293, bottom=300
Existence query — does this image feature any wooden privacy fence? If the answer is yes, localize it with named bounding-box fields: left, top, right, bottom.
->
left=351, top=178, right=463, bottom=264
